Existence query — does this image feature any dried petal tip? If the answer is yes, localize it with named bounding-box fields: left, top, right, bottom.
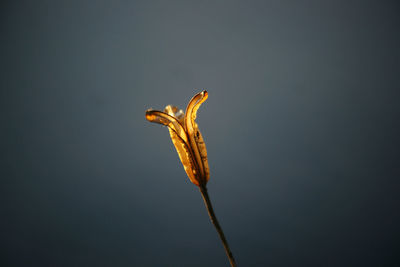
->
left=145, top=109, right=155, bottom=121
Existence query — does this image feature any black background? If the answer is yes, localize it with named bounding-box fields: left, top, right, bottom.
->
left=1, top=1, right=400, bottom=266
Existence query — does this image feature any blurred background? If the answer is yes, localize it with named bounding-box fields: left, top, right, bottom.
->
left=1, top=1, right=399, bottom=266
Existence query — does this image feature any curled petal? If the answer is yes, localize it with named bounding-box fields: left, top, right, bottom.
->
left=145, top=109, right=188, bottom=143
left=184, top=91, right=210, bottom=183
left=145, top=109, right=199, bottom=185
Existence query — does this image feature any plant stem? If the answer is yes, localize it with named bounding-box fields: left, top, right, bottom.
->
left=199, top=185, right=237, bottom=267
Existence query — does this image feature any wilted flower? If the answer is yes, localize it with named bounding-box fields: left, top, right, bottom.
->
left=145, top=90, right=236, bottom=266
left=145, top=91, right=209, bottom=186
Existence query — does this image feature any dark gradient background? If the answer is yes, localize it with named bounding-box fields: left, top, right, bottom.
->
left=1, top=1, right=399, bottom=266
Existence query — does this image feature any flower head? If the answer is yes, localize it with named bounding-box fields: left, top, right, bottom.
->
left=145, top=91, right=209, bottom=186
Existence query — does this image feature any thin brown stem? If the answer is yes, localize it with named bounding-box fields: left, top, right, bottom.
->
left=199, top=185, right=237, bottom=267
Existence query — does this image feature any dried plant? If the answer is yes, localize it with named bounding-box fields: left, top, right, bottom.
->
left=145, top=91, right=236, bottom=266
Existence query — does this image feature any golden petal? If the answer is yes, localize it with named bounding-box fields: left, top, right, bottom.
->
left=145, top=109, right=199, bottom=185
left=184, top=91, right=210, bottom=183
left=167, top=127, right=200, bottom=186
left=145, top=109, right=188, bottom=143
left=192, top=124, right=209, bottom=183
